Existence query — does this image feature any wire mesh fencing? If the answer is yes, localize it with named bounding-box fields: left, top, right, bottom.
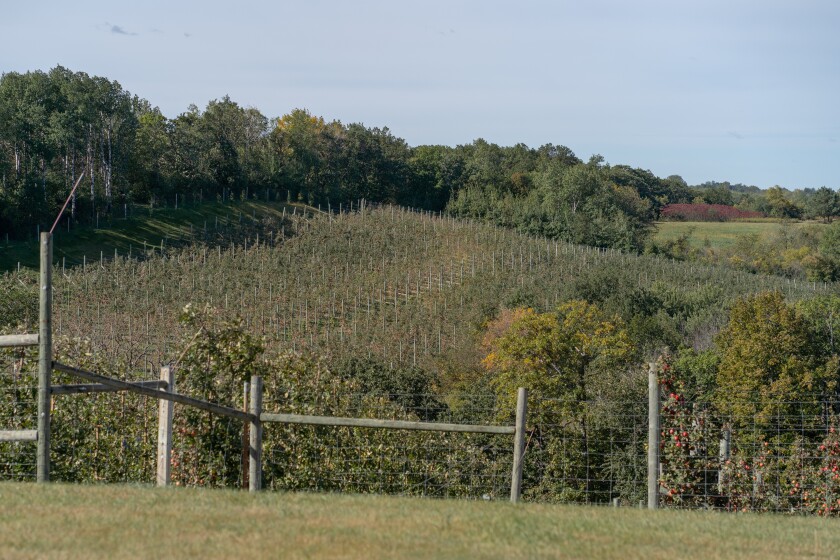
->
left=521, top=398, right=649, bottom=506
left=47, top=358, right=161, bottom=484
left=6, top=358, right=840, bottom=518
left=0, top=347, right=38, bottom=480
left=657, top=399, right=840, bottom=515
left=261, top=388, right=514, bottom=500
left=517, top=395, right=840, bottom=515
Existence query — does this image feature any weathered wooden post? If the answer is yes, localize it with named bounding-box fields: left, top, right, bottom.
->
left=156, top=365, right=175, bottom=487
left=647, top=362, right=660, bottom=509
left=510, top=387, right=527, bottom=503
left=249, top=376, right=263, bottom=492
left=37, top=232, right=52, bottom=483
left=718, top=426, right=731, bottom=495
left=242, top=380, right=250, bottom=490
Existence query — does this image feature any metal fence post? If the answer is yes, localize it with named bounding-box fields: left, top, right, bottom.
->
left=510, top=387, right=528, bottom=503
left=156, top=365, right=175, bottom=487
left=647, top=362, right=660, bottom=509
left=249, top=375, right=263, bottom=492
left=37, top=232, right=52, bottom=483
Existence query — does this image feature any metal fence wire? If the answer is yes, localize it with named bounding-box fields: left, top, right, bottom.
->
left=523, top=398, right=649, bottom=506
left=520, top=397, right=840, bottom=515
left=657, top=400, right=840, bottom=515
left=0, top=348, right=37, bottom=480
left=6, top=366, right=840, bottom=517
left=261, top=389, right=513, bottom=500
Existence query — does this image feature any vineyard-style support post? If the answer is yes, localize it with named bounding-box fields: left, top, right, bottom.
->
left=242, top=381, right=250, bottom=490
left=37, top=232, right=52, bottom=483
left=249, top=376, right=263, bottom=492
left=647, top=362, right=660, bottom=510
left=718, top=426, right=731, bottom=494
left=510, top=387, right=528, bottom=503
left=157, top=365, right=175, bottom=487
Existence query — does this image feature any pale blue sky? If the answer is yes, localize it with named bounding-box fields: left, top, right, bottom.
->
left=3, top=0, right=839, bottom=189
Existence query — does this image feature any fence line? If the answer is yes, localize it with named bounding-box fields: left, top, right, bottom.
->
left=7, top=341, right=840, bottom=514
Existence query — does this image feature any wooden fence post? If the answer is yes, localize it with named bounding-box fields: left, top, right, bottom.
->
left=647, top=362, right=660, bottom=510
left=510, top=387, right=527, bottom=503
left=718, top=426, right=731, bottom=494
left=249, top=376, right=263, bottom=492
left=156, top=365, right=175, bottom=487
left=242, top=381, right=250, bottom=490
left=37, top=232, right=52, bottom=483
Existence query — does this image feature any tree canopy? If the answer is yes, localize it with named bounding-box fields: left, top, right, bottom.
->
left=1, top=66, right=838, bottom=250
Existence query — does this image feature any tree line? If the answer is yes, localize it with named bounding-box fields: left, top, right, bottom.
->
left=685, top=182, right=840, bottom=222
left=1, top=66, right=838, bottom=249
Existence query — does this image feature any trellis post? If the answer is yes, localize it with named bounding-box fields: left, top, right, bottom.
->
left=156, top=365, right=175, bottom=486
left=510, top=387, right=527, bottom=503
left=37, top=232, right=52, bottom=483
left=249, top=375, right=263, bottom=492
left=647, top=362, right=660, bottom=509
left=242, top=381, right=250, bottom=490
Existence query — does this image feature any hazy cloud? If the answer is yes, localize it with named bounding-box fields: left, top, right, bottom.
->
left=104, top=22, right=137, bottom=36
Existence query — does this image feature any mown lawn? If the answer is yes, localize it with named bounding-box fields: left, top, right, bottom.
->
left=0, top=482, right=837, bottom=559
left=653, top=220, right=826, bottom=250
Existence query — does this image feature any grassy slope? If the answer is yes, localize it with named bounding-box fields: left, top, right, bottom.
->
left=0, top=482, right=837, bottom=560
left=0, top=200, right=308, bottom=271
left=654, top=220, right=827, bottom=250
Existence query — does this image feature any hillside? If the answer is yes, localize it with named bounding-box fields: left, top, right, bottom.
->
left=0, top=199, right=309, bottom=271
left=6, top=204, right=831, bottom=376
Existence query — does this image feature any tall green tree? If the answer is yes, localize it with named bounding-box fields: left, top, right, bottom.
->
left=483, top=302, right=633, bottom=422
left=483, top=302, right=635, bottom=501
left=806, top=186, right=839, bottom=222
left=714, top=291, right=834, bottom=427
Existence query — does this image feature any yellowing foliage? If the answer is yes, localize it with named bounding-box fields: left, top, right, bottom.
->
left=483, top=300, right=633, bottom=424
left=714, top=291, right=834, bottom=428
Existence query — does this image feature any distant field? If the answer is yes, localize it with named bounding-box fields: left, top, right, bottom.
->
left=1, top=482, right=838, bottom=559
left=653, top=220, right=826, bottom=250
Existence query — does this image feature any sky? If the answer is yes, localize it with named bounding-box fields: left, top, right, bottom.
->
left=2, top=0, right=839, bottom=190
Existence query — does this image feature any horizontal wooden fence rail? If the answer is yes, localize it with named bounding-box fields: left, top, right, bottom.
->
left=0, top=430, right=38, bottom=442
left=52, top=362, right=255, bottom=423
left=260, top=413, right=516, bottom=435
left=252, top=378, right=528, bottom=503
left=50, top=380, right=168, bottom=396
left=0, top=334, right=39, bottom=348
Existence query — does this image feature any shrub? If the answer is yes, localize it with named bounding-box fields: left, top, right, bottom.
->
left=661, top=204, right=764, bottom=222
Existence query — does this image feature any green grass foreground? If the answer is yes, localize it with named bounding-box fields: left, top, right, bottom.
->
left=0, top=483, right=838, bottom=559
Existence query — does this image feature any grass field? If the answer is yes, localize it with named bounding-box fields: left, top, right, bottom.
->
left=0, top=482, right=838, bottom=559
left=653, top=220, right=826, bottom=250
left=0, top=200, right=308, bottom=271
